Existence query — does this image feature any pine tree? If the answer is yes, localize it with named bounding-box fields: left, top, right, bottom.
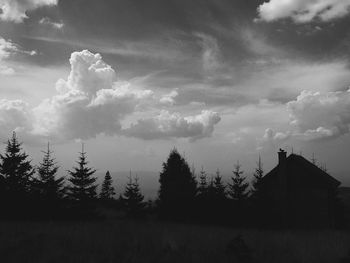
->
left=158, top=148, right=197, bottom=218
left=228, top=161, right=249, bottom=201
left=37, top=143, right=65, bottom=200
left=100, top=171, right=115, bottom=200
left=68, top=145, right=97, bottom=202
left=213, top=169, right=226, bottom=199
left=198, top=166, right=208, bottom=196
left=121, top=174, right=145, bottom=216
left=0, top=132, right=35, bottom=195
left=251, top=156, right=264, bottom=196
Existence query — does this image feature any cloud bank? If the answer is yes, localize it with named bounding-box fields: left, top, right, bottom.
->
left=0, top=50, right=220, bottom=142
left=0, top=0, right=58, bottom=22
left=257, top=0, right=350, bottom=23
left=123, top=110, right=221, bottom=141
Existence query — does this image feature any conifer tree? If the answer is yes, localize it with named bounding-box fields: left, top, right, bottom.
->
left=228, top=161, right=249, bottom=201
left=121, top=174, right=145, bottom=216
left=37, top=143, right=65, bottom=200
left=198, top=166, right=208, bottom=196
left=158, top=148, right=197, bottom=218
left=213, top=169, right=226, bottom=199
left=100, top=171, right=115, bottom=200
left=251, top=156, right=264, bottom=196
left=0, top=132, right=35, bottom=194
left=68, top=145, right=97, bottom=202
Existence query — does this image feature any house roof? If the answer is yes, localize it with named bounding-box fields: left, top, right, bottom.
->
left=262, top=154, right=341, bottom=188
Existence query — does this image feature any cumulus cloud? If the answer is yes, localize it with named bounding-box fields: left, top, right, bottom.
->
left=263, top=128, right=290, bottom=143
left=287, top=90, right=350, bottom=140
left=30, top=50, right=220, bottom=141
left=0, top=0, right=58, bottom=23
left=257, top=0, right=350, bottom=23
left=39, top=17, right=64, bottom=29
left=33, top=50, right=153, bottom=140
left=123, top=110, right=221, bottom=141
left=159, top=89, right=178, bottom=106
left=0, top=99, right=33, bottom=137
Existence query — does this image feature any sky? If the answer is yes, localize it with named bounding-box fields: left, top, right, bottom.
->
left=1, top=0, right=350, bottom=194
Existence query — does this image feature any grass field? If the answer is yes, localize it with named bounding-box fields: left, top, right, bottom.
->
left=0, top=220, right=349, bottom=263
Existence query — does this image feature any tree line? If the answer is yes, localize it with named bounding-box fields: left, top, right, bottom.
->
left=0, top=132, right=343, bottom=227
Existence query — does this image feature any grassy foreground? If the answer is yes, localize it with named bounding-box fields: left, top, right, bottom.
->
left=0, top=220, right=349, bottom=263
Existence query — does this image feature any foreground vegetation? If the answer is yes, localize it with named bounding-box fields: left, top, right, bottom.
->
left=0, top=220, right=349, bottom=263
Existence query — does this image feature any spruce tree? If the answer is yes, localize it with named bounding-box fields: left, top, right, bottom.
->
left=228, top=161, right=249, bottom=201
left=213, top=169, right=226, bottom=199
left=158, top=148, right=197, bottom=218
left=37, top=143, right=65, bottom=200
left=121, top=174, right=145, bottom=216
left=198, top=166, right=208, bottom=196
left=0, top=132, right=35, bottom=195
left=100, top=171, right=115, bottom=200
left=251, top=156, right=264, bottom=197
left=68, top=145, right=97, bottom=202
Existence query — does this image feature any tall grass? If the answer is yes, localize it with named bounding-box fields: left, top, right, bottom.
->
left=0, top=220, right=349, bottom=263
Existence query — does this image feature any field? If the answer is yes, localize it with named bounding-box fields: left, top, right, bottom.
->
left=0, top=220, right=349, bottom=263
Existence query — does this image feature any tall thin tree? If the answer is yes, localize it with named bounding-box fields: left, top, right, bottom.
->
left=198, top=166, right=208, bottom=196
left=251, top=155, right=264, bottom=196
left=37, top=142, right=65, bottom=200
left=100, top=171, right=115, bottom=200
left=228, top=161, right=249, bottom=201
left=213, top=168, right=226, bottom=199
left=68, top=144, right=97, bottom=202
left=121, top=173, right=145, bottom=217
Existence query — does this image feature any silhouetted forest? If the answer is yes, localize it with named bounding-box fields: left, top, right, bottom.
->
left=0, top=132, right=345, bottom=228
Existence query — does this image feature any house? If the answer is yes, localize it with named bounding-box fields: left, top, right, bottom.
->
left=260, top=149, right=341, bottom=227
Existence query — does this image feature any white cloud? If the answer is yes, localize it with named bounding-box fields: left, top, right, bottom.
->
left=30, top=50, right=220, bottom=142
left=0, top=36, right=37, bottom=74
left=123, top=110, right=221, bottom=141
left=0, top=37, right=18, bottom=74
left=33, top=50, right=153, bottom=140
left=159, top=89, right=178, bottom=106
left=0, top=0, right=58, bottom=23
left=39, top=17, right=64, bottom=29
left=263, top=128, right=290, bottom=143
left=0, top=37, right=18, bottom=58
left=287, top=90, right=350, bottom=140
left=0, top=99, right=33, bottom=137
left=56, top=50, right=116, bottom=95
left=257, top=0, right=350, bottom=23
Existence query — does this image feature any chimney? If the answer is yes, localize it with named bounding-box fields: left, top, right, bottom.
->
left=278, top=149, right=287, bottom=165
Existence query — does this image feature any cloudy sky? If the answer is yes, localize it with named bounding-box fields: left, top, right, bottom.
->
left=1, top=0, right=350, bottom=191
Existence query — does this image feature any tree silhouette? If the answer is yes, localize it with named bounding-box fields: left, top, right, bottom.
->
left=228, top=161, right=249, bottom=201
left=198, top=166, right=208, bottom=196
left=120, top=174, right=145, bottom=217
left=37, top=143, right=65, bottom=200
left=67, top=145, right=97, bottom=202
left=100, top=171, right=115, bottom=200
left=0, top=132, right=35, bottom=195
left=251, top=156, right=264, bottom=197
left=213, top=169, right=226, bottom=199
left=158, top=148, right=197, bottom=219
